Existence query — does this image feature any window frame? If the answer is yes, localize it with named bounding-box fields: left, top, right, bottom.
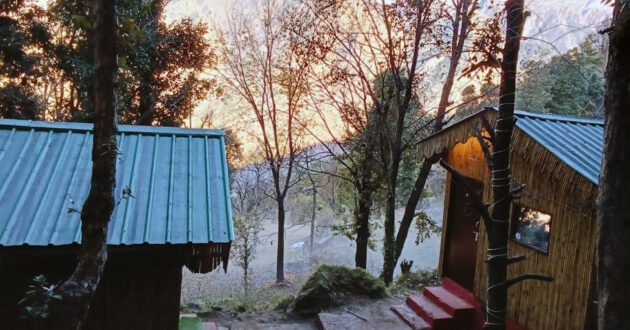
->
left=510, top=203, right=552, bottom=255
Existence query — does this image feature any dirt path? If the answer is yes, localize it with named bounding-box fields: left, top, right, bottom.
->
left=195, top=295, right=415, bottom=330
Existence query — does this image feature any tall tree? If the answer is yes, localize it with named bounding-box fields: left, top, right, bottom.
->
left=47, top=0, right=117, bottom=328
left=0, top=0, right=214, bottom=126
left=597, top=0, right=630, bottom=328
left=299, top=0, right=437, bottom=271
left=217, top=0, right=312, bottom=282
left=231, top=163, right=269, bottom=293
left=483, top=1, right=527, bottom=328
left=0, top=0, right=47, bottom=119
left=393, top=0, right=481, bottom=273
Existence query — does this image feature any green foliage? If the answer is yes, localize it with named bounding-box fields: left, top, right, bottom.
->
left=413, top=211, right=441, bottom=245
left=0, top=83, right=43, bottom=119
left=517, top=35, right=607, bottom=117
left=0, top=0, right=216, bottom=125
left=0, top=3, right=46, bottom=119
left=293, top=265, right=388, bottom=315
left=18, top=275, right=61, bottom=319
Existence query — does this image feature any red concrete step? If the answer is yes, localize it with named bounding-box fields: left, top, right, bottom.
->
left=441, top=277, right=483, bottom=329
left=424, top=286, right=475, bottom=321
left=391, top=305, right=432, bottom=330
left=406, top=295, right=454, bottom=330
left=442, top=277, right=477, bottom=304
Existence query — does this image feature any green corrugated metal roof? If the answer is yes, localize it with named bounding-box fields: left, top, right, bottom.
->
left=0, top=119, right=234, bottom=246
left=513, top=110, right=604, bottom=185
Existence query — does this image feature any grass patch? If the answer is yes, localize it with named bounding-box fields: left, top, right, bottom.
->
left=391, top=268, right=441, bottom=294
left=267, top=292, right=294, bottom=311
left=179, top=317, right=202, bottom=330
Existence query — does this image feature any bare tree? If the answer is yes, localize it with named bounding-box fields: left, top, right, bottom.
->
left=395, top=0, right=483, bottom=271
left=299, top=0, right=441, bottom=275
left=597, top=1, right=630, bottom=329
left=295, top=147, right=330, bottom=260
left=24, top=0, right=119, bottom=328
left=231, top=163, right=270, bottom=293
left=217, top=0, right=310, bottom=282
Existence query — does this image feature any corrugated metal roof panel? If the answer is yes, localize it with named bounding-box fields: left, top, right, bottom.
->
left=0, top=119, right=234, bottom=246
left=514, top=110, right=604, bottom=185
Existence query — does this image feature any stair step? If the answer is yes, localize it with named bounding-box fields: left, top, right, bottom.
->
left=424, top=286, right=475, bottom=316
left=391, top=305, right=431, bottom=330
left=442, top=277, right=477, bottom=304
left=406, top=295, right=453, bottom=330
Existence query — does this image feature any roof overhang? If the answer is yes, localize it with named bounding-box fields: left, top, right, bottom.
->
left=417, top=108, right=497, bottom=162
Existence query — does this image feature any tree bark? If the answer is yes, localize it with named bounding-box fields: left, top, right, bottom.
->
left=597, top=2, right=630, bottom=329
left=381, top=151, right=401, bottom=285
left=484, top=1, right=525, bottom=329
left=310, top=187, right=316, bottom=258
left=354, top=187, right=372, bottom=269
left=395, top=159, right=432, bottom=260
left=49, top=0, right=118, bottom=328
left=135, top=0, right=163, bottom=126
left=276, top=197, right=285, bottom=282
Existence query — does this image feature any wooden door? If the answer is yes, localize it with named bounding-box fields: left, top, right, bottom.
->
left=443, top=175, right=483, bottom=291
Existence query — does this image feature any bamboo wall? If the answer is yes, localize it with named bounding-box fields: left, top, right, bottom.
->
left=438, top=132, right=599, bottom=330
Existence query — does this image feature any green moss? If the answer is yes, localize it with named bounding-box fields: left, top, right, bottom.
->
left=293, top=265, right=388, bottom=316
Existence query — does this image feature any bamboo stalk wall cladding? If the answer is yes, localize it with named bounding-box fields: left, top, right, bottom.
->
left=439, top=134, right=598, bottom=330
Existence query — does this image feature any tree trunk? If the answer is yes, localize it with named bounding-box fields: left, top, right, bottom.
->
left=395, top=160, right=432, bottom=260
left=276, top=198, right=285, bottom=282
left=310, top=188, right=316, bottom=259
left=134, top=0, right=163, bottom=126
left=354, top=187, right=372, bottom=269
left=49, top=0, right=118, bottom=328
left=484, top=1, right=525, bottom=329
left=381, top=172, right=399, bottom=285
left=597, top=2, right=630, bottom=329
left=244, top=250, right=249, bottom=294
left=392, top=0, right=472, bottom=273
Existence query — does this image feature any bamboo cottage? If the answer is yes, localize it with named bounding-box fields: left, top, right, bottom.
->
left=0, top=119, right=234, bottom=330
left=415, top=108, right=602, bottom=330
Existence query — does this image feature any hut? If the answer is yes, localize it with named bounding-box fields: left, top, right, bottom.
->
left=401, top=108, right=602, bottom=330
left=0, top=119, right=234, bottom=330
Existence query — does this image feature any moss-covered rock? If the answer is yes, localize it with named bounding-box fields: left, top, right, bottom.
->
left=292, top=265, right=388, bottom=316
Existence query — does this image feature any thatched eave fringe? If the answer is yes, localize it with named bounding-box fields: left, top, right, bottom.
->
left=417, top=109, right=498, bottom=162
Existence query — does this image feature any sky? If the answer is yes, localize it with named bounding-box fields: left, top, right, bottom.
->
left=162, top=0, right=612, bottom=156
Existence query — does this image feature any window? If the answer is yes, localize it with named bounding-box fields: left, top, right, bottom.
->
left=512, top=205, right=551, bottom=253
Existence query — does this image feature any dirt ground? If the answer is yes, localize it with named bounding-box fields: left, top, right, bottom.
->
left=196, top=295, right=417, bottom=330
